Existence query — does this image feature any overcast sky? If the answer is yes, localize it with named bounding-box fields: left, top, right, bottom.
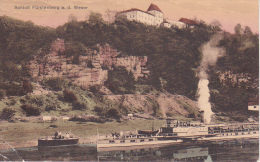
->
left=0, top=0, right=258, bottom=33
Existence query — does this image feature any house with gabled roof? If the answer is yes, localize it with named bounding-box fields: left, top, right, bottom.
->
left=116, top=3, right=164, bottom=26
left=116, top=3, right=187, bottom=29
left=179, top=18, right=199, bottom=28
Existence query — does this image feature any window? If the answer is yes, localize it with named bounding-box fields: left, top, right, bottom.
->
left=130, top=140, right=135, bottom=142
left=109, top=140, right=115, bottom=143
left=140, top=139, right=144, bottom=142
left=120, top=140, right=125, bottom=143
left=149, top=139, right=153, bottom=141
left=254, top=106, right=257, bottom=108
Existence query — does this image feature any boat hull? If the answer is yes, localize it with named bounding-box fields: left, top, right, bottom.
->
left=97, top=139, right=182, bottom=148
left=38, top=138, right=79, bottom=146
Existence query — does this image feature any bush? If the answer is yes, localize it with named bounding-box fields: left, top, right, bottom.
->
left=72, top=101, right=87, bottom=110
left=94, top=106, right=103, bottom=116
left=45, top=104, right=57, bottom=111
left=69, top=115, right=105, bottom=123
left=22, top=79, right=33, bottom=94
left=0, top=108, right=15, bottom=121
left=63, top=89, right=77, bottom=102
left=104, top=66, right=135, bottom=94
left=2, top=81, right=25, bottom=96
left=41, top=77, right=66, bottom=91
left=20, top=104, right=41, bottom=116
left=0, top=89, right=6, bottom=99
left=106, top=108, right=121, bottom=119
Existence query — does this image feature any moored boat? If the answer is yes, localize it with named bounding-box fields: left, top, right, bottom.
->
left=38, top=131, right=79, bottom=146
left=97, top=119, right=259, bottom=149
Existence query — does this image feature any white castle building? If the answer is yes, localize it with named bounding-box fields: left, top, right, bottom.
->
left=116, top=4, right=163, bottom=26
left=116, top=3, right=189, bottom=28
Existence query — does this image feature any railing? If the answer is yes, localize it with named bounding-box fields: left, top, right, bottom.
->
left=209, top=127, right=259, bottom=134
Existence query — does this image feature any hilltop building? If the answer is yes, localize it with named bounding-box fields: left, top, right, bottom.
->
left=116, top=4, right=196, bottom=29
left=116, top=4, right=164, bottom=26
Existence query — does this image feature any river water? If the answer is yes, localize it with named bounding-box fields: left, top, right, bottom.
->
left=0, top=139, right=258, bottom=161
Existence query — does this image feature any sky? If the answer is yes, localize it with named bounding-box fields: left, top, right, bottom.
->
left=0, top=0, right=258, bottom=33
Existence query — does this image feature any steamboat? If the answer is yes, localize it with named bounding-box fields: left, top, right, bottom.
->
left=97, top=119, right=259, bottom=149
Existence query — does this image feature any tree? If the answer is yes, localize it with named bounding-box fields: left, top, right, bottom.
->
left=65, top=40, right=86, bottom=64
left=234, top=24, right=242, bottom=35
left=68, top=14, right=77, bottom=23
left=210, top=20, right=222, bottom=31
left=88, top=11, right=104, bottom=24
left=104, top=9, right=117, bottom=23
left=244, top=26, right=253, bottom=36
left=0, top=108, right=15, bottom=121
left=105, top=66, right=135, bottom=94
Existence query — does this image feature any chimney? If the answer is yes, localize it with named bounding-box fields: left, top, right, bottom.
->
left=199, top=110, right=205, bottom=123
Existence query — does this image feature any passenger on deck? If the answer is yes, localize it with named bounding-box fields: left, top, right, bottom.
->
left=58, top=131, right=62, bottom=139
left=65, top=132, right=70, bottom=138
left=54, top=131, right=58, bottom=139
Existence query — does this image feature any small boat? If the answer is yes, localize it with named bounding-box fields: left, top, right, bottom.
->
left=38, top=131, right=79, bottom=146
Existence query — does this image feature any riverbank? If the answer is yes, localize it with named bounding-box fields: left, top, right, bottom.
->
left=0, top=118, right=164, bottom=149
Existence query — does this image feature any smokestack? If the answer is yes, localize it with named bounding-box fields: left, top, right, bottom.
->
left=199, top=110, right=205, bottom=123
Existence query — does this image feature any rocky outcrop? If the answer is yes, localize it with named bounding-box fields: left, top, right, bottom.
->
left=28, top=39, right=149, bottom=89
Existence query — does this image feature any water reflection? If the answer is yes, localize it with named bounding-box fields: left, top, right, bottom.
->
left=98, top=146, right=209, bottom=161
left=0, top=144, right=97, bottom=161
left=0, top=139, right=258, bottom=161
left=97, top=139, right=259, bottom=161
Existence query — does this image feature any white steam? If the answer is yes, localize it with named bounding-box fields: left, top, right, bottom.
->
left=198, top=34, right=224, bottom=124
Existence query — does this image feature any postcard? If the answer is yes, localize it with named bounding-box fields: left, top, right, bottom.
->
left=0, top=0, right=259, bottom=161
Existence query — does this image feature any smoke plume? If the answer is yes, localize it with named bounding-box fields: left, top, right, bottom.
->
left=198, top=34, right=224, bottom=124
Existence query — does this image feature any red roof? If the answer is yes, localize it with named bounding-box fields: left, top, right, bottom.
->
left=179, top=18, right=198, bottom=25
left=147, top=3, right=162, bottom=13
left=162, top=20, right=169, bottom=24
left=248, top=98, right=259, bottom=102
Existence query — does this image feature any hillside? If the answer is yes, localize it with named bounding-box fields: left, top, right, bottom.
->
left=105, top=93, right=199, bottom=118
left=0, top=14, right=258, bottom=123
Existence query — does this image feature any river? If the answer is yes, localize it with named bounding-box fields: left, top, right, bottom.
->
left=0, top=139, right=258, bottom=161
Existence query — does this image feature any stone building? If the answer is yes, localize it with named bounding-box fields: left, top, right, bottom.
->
left=116, top=3, right=186, bottom=29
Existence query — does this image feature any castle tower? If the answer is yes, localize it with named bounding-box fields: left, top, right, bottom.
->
left=146, top=3, right=164, bottom=26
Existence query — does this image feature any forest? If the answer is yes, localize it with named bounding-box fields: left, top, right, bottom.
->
left=0, top=13, right=258, bottom=120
